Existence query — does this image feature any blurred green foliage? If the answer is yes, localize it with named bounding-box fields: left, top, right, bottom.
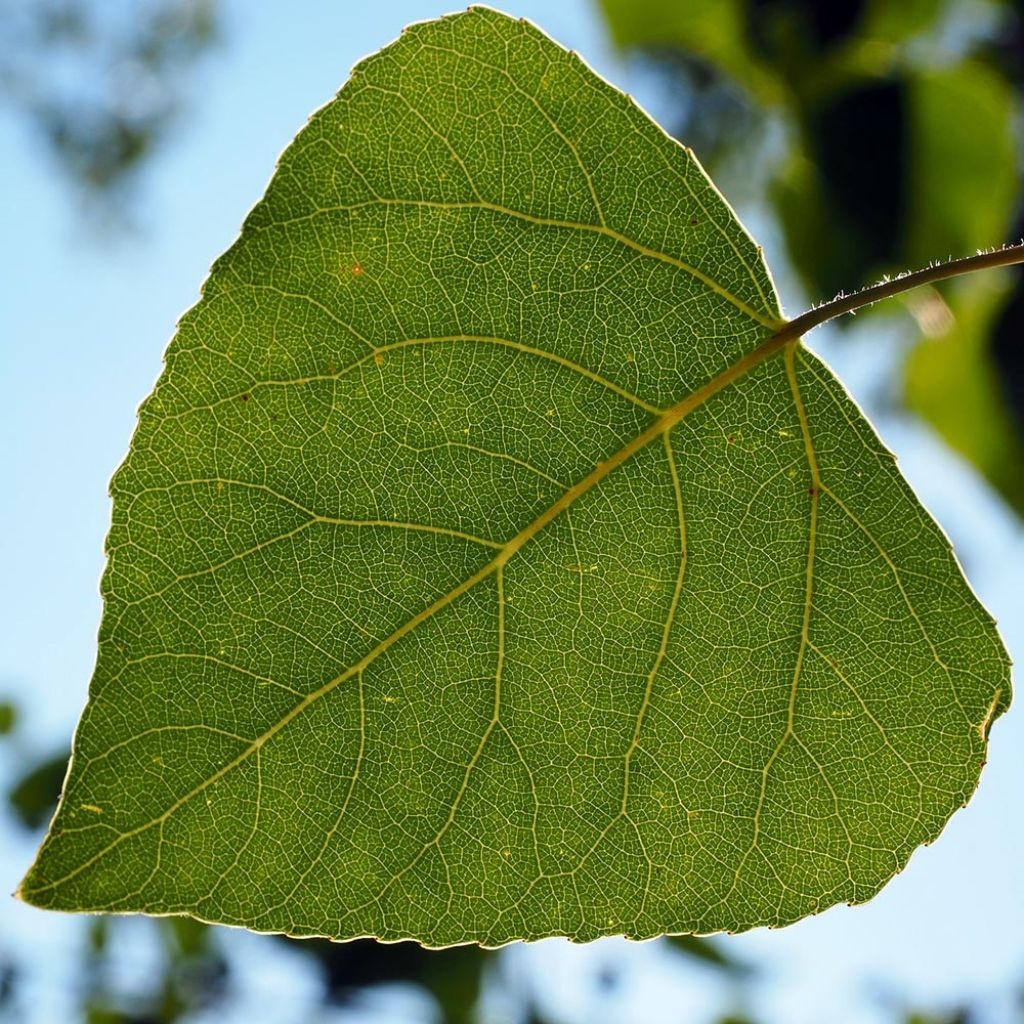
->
left=905, top=274, right=1024, bottom=510
left=0, top=703, right=16, bottom=737
left=8, top=750, right=67, bottom=831
left=600, top=0, right=1024, bottom=516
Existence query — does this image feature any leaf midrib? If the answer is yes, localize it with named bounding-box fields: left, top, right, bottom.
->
left=23, top=320, right=796, bottom=900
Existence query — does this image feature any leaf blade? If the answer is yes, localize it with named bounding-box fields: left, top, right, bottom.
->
left=21, top=7, right=1009, bottom=946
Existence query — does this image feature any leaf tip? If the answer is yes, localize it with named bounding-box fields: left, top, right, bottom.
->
left=11, top=871, right=34, bottom=906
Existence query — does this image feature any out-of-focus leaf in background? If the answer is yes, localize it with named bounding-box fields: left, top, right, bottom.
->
left=905, top=274, right=1024, bottom=513
left=9, top=750, right=68, bottom=832
left=0, top=701, right=16, bottom=737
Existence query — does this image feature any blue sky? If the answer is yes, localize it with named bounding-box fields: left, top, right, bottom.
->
left=2, top=3, right=1022, bottom=1022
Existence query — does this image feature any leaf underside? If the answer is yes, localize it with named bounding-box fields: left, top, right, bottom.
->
left=21, top=7, right=1009, bottom=947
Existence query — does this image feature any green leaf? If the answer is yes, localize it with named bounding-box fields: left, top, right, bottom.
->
left=0, top=700, right=16, bottom=737
left=20, top=7, right=1009, bottom=946
left=10, top=751, right=69, bottom=831
left=904, top=62, right=1018, bottom=267
left=665, top=934, right=750, bottom=974
left=599, top=0, right=780, bottom=103
left=904, top=276, right=1024, bottom=514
